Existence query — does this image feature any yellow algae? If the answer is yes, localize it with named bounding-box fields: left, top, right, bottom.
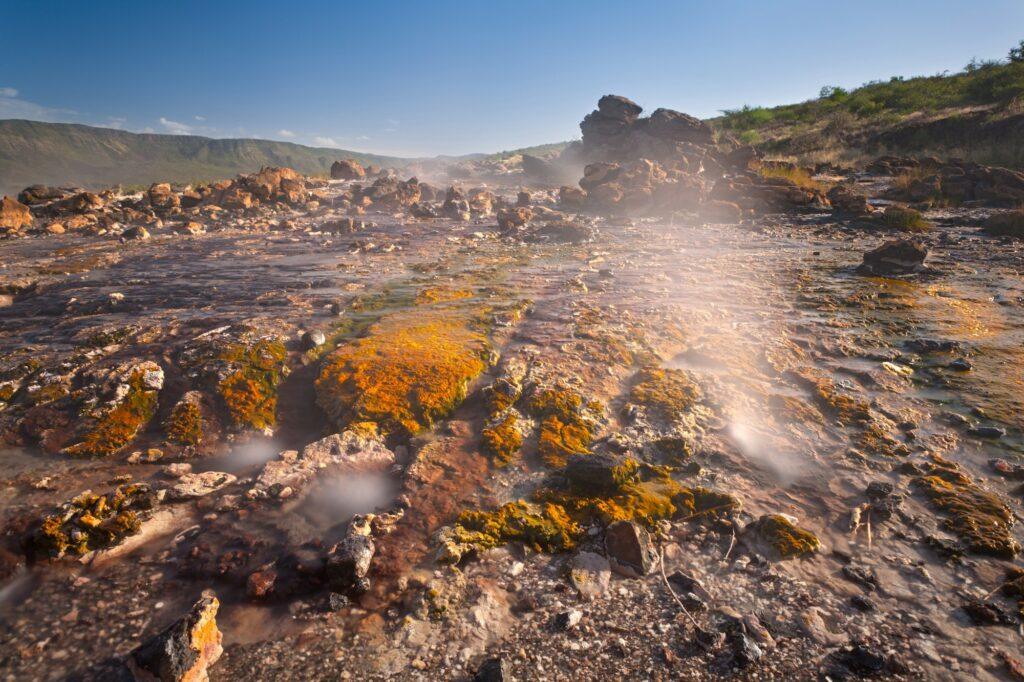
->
left=453, top=501, right=580, bottom=553
left=166, top=398, right=203, bottom=446
left=32, top=483, right=150, bottom=558
left=481, top=413, right=522, bottom=466
left=215, top=338, right=287, bottom=431
left=914, top=456, right=1019, bottom=559
left=628, top=366, right=701, bottom=423
left=752, top=514, right=820, bottom=559
left=523, top=386, right=600, bottom=467
left=316, top=309, right=491, bottom=439
left=415, top=286, right=474, bottom=306
left=65, top=371, right=159, bottom=458
left=790, top=370, right=871, bottom=423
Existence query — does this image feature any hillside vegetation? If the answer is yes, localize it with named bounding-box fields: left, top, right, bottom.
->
left=0, top=120, right=406, bottom=196
left=713, top=40, right=1024, bottom=168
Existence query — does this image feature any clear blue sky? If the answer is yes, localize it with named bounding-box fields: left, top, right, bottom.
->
left=2, top=0, right=1022, bottom=156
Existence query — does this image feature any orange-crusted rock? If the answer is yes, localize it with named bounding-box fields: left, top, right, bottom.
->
left=131, top=595, right=223, bottom=682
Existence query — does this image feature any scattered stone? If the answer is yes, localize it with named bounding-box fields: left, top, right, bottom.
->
left=474, top=656, right=512, bottom=681
left=553, top=608, right=583, bottom=631
left=165, top=471, right=236, bottom=501
left=569, top=550, right=611, bottom=600
left=604, top=520, right=657, bottom=578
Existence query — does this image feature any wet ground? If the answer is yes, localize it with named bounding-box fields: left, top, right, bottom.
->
left=0, top=185, right=1022, bottom=680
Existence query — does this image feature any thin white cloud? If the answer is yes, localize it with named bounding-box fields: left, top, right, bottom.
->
left=0, top=88, right=77, bottom=122
left=104, top=116, right=127, bottom=129
left=159, top=117, right=194, bottom=134
left=356, top=135, right=370, bottom=141
left=313, top=136, right=340, bottom=148
left=194, top=115, right=206, bottom=121
left=277, top=129, right=296, bottom=138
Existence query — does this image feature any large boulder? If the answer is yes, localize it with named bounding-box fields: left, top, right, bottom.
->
left=148, top=182, right=181, bottom=212
left=331, top=159, right=366, bottom=180
left=597, top=94, right=643, bottom=121
left=857, top=239, right=929, bottom=276
left=0, top=196, right=32, bottom=234
left=644, top=108, right=714, bottom=145
left=17, top=185, right=70, bottom=206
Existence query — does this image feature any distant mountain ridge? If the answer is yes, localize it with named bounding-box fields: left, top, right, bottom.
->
left=0, top=120, right=409, bottom=196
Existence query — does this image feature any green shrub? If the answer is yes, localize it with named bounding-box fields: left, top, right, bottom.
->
left=882, top=205, right=931, bottom=232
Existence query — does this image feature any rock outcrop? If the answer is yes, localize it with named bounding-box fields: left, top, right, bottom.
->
left=0, top=196, right=32, bottom=234
left=331, top=159, right=366, bottom=180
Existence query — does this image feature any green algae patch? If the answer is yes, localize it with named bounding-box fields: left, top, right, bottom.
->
left=481, top=413, right=522, bottom=466
left=628, top=366, right=701, bottom=423
left=216, top=339, right=287, bottom=431
left=31, top=483, right=154, bottom=559
left=316, top=309, right=492, bottom=439
left=65, top=368, right=160, bottom=458
left=749, top=514, right=821, bottom=559
left=913, top=456, right=1019, bottom=559
left=452, top=501, right=581, bottom=554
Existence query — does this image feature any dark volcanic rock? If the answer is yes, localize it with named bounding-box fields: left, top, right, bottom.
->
left=331, top=159, right=366, bottom=180
left=474, top=656, right=512, bottom=681
left=644, top=108, right=713, bottom=145
left=325, top=530, right=374, bottom=593
left=856, top=239, right=928, bottom=276
left=604, top=520, right=657, bottom=577
left=131, top=595, right=223, bottom=681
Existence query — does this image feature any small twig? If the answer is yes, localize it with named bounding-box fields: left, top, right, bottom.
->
left=659, top=546, right=699, bottom=628
left=866, top=510, right=873, bottom=549
left=722, top=525, right=737, bottom=562
left=675, top=503, right=736, bottom=524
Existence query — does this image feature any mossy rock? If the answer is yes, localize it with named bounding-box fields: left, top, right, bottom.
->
left=165, top=391, right=205, bottom=446
left=881, top=205, right=930, bottom=233
left=180, top=328, right=288, bottom=433
left=748, top=514, right=820, bottom=560
left=216, top=338, right=287, bottom=431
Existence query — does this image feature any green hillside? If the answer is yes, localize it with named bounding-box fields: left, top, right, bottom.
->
left=713, top=42, right=1024, bottom=167
left=0, top=120, right=407, bottom=196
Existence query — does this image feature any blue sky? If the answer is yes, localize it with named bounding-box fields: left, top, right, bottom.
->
left=2, top=0, right=1022, bottom=156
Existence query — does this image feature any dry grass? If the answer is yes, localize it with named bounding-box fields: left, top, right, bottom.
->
left=758, top=164, right=826, bottom=192
left=891, top=167, right=933, bottom=194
